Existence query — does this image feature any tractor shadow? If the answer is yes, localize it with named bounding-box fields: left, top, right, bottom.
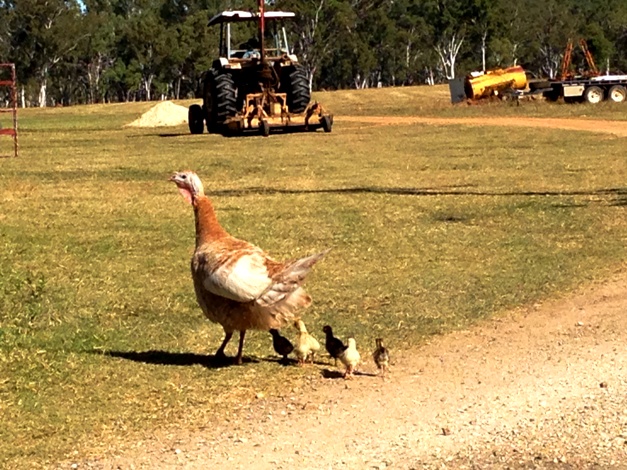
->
left=93, top=349, right=258, bottom=369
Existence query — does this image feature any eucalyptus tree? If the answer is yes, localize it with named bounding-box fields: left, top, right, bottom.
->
left=77, top=0, right=118, bottom=103
left=6, top=0, right=85, bottom=106
left=275, top=0, right=347, bottom=89
left=419, top=1, right=465, bottom=79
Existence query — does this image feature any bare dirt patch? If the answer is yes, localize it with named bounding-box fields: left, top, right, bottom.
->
left=72, top=271, right=627, bottom=469
left=338, top=115, right=627, bottom=138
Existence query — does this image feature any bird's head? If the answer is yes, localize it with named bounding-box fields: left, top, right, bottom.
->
left=347, top=337, right=357, bottom=349
left=322, top=325, right=333, bottom=335
left=375, top=338, right=383, bottom=347
left=169, top=171, right=205, bottom=205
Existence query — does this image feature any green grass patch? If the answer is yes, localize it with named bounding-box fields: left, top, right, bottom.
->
left=2, top=87, right=627, bottom=467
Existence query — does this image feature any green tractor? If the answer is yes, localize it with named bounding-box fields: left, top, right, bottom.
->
left=188, top=1, right=332, bottom=136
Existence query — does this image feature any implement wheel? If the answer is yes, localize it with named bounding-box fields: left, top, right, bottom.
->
left=583, top=86, right=604, bottom=104
left=321, top=115, right=332, bottom=133
left=608, top=85, right=626, bottom=103
left=260, top=120, right=270, bottom=137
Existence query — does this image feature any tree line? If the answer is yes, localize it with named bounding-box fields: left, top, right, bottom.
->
left=0, top=0, right=626, bottom=107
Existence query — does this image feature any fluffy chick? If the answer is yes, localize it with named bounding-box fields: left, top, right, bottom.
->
left=269, top=329, right=294, bottom=363
left=373, top=338, right=390, bottom=378
left=339, top=337, right=360, bottom=378
left=294, top=320, right=320, bottom=365
left=322, top=325, right=347, bottom=366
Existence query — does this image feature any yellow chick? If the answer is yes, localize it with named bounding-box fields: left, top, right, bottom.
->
left=339, top=337, right=360, bottom=378
left=294, top=320, right=320, bottom=365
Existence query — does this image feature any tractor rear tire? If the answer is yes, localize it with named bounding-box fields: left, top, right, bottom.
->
left=203, top=69, right=237, bottom=133
left=188, top=104, right=204, bottom=134
left=282, top=65, right=310, bottom=114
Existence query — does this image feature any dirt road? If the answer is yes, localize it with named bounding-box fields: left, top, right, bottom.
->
left=337, top=115, right=627, bottom=138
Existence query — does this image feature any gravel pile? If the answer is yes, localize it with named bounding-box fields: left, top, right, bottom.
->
left=125, top=101, right=190, bottom=128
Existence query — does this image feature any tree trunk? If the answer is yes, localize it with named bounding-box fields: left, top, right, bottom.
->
left=144, top=74, right=154, bottom=101
left=175, top=76, right=181, bottom=100
left=38, top=80, right=47, bottom=108
left=481, top=31, right=488, bottom=72
left=435, top=33, right=464, bottom=80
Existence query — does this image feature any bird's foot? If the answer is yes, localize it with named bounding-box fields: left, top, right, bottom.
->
left=212, top=351, right=230, bottom=365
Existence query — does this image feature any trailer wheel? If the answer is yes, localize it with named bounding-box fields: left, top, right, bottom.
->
left=260, top=120, right=270, bottom=137
left=583, top=86, right=604, bottom=104
left=608, top=85, right=626, bottom=103
left=188, top=104, right=204, bottom=134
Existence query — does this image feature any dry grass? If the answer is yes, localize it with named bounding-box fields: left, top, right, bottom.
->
left=2, top=87, right=627, bottom=467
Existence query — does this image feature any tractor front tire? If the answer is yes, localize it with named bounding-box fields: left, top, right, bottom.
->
left=282, top=65, right=311, bottom=114
left=188, top=104, right=204, bottom=134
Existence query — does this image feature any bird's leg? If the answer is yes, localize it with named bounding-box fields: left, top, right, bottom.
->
left=234, top=330, right=246, bottom=365
left=215, top=331, right=233, bottom=362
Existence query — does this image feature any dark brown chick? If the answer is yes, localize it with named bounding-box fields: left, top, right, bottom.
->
left=322, top=325, right=347, bottom=366
left=373, top=338, right=390, bottom=378
left=270, top=329, right=294, bottom=363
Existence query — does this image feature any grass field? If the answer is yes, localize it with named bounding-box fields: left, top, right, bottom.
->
left=2, top=85, right=627, bottom=467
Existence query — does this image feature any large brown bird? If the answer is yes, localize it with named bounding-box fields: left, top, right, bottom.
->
left=170, top=171, right=329, bottom=365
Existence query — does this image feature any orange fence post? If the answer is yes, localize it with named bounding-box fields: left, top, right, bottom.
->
left=0, top=63, right=18, bottom=158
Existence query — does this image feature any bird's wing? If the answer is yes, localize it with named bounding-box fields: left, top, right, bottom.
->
left=257, top=249, right=331, bottom=307
left=196, top=247, right=274, bottom=303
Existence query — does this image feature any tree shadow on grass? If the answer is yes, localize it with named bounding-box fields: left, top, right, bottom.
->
left=205, top=186, right=627, bottom=203
left=91, top=349, right=258, bottom=369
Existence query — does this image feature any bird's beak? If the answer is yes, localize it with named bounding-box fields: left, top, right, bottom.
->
left=168, top=173, right=178, bottom=182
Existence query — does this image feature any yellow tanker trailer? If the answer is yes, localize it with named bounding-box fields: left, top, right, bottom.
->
left=449, top=65, right=529, bottom=103
left=464, top=66, right=528, bottom=100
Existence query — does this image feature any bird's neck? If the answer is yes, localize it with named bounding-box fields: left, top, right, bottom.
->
left=193, top=196, right=228, bottom=246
